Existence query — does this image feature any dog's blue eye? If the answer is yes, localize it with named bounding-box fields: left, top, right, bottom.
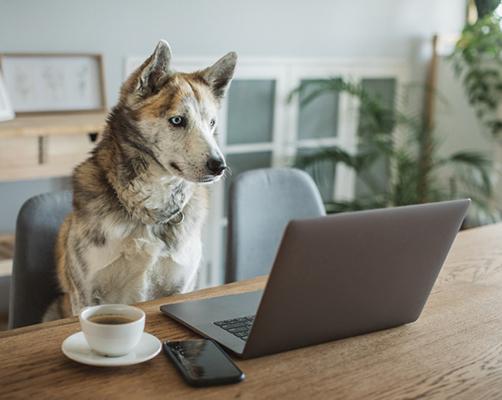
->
left=169, top=116, right=185, bottom=127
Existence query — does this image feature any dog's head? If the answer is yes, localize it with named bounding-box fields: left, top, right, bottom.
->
left=120, top=40, right=236, bottom=184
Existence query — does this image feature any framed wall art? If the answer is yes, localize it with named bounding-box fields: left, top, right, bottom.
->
left=0, top=53, right=106, bottom=114
left=0, top=71, right=14, bottom=121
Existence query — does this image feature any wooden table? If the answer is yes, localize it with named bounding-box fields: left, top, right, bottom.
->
left=1, top=223, right=502, bottom=399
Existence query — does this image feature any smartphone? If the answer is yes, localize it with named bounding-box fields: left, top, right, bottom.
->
left=163, top=339, right=245, bottom=387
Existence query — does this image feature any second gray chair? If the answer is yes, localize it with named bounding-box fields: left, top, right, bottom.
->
left=226, top=168, right=326, bottom=283
left=9, top=191, right=72, bottom=329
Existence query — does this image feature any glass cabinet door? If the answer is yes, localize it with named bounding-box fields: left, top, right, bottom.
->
left=355, top=78, right=396, bottom=197
left=223, top=79, right=277, bottom=212
left=297, top=79, right=339, bottom=140
left=295, top=79, right=341, bottom=202
left=207, top=78, right=278, bottom=285
left=226, top=80, right=276, bottom=145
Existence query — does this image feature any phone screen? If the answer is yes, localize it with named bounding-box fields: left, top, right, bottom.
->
left=164, top=340, right=243, bottom=383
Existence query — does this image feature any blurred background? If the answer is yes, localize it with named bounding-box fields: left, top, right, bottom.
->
left=1, top=0, right=501, bottom=328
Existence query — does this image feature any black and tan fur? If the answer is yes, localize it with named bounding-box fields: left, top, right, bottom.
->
left=44, top=41, right=237, bottom=320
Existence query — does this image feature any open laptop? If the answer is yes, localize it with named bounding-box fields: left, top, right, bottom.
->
left=160, top=199, right=470, bottom=359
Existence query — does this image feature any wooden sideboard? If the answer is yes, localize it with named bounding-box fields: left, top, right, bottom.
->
left=0, top=112, right=107, bottom=182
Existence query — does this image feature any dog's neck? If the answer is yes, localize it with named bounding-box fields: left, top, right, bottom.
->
left=98, top=107, right=195, bottom=226
left=112, top=166, right=194, bottom=226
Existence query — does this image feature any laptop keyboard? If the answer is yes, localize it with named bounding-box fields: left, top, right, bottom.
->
left=214, top=315, right=255, bottom=341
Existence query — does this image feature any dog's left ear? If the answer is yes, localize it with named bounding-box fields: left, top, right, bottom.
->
left=201, top=52, right=238, bottom=99
left=136, top=40, right=172, bottom=96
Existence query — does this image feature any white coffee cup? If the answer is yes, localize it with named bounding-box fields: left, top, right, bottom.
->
left=79, top=304, right=145, bottom=357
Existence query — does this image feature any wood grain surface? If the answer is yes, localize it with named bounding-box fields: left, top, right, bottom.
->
left=0, top=112, right=106, bottom=181
left=1, top=223, right=502, bottom=399
left=0, top=112, right=107, bottom=138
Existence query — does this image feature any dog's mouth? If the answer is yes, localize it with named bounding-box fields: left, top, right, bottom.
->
left=198, top=175, right=221, bottom=184
left=169, top=161, right=224, bottom=184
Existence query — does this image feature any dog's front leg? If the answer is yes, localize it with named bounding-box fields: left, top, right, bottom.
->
left=64, top=229, right=107, bottom=315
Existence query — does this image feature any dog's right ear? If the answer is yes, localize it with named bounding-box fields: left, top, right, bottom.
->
left=133, top=40, right=172, bottom=97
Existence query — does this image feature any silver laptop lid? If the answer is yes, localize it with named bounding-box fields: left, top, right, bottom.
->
left=242, top=199, right=469, bottom=358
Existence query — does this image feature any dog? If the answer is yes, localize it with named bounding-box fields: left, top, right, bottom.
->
left=43, top=40, right=237, bottom=321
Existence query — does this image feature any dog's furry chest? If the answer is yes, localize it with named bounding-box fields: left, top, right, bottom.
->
left=61, top=156, right=209, bottom=312
left=84, top=213, right=203, bottom=303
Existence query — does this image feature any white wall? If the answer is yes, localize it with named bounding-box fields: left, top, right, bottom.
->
left=0, top=0, right=466, bottom=104
left=0, top=0, right=467, bottom=232
left=436, top=57, right=492, bottom=155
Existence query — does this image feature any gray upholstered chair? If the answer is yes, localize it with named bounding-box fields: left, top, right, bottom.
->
left=9, top=191, right=72, bottom=329
left=225, top=168, right=326, bottom=283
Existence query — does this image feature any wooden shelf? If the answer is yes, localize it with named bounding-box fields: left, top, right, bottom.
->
left=0, top=111, right=107, bottom=139
left=0, top=112, right=107, bottom=182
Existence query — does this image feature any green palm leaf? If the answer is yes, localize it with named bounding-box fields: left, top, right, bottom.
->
left=440, top=151, right=493, bottom=196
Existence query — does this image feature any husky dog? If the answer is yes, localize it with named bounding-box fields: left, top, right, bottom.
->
left=44, top=40, right=237, bottom=320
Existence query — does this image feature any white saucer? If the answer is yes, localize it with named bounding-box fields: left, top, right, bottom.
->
left=62, top=331, right=162, bottom=367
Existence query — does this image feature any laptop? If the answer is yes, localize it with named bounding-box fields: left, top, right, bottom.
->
left=160, top=199, right=470, bottom=359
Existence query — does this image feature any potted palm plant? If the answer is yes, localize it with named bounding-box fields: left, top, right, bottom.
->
left=289, top=78, right=500, bottom=226
left=452, top=0, right=502, bottom=136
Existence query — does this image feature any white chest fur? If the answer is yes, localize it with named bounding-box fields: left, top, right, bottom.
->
left=84, top=212, right=203, bottom=304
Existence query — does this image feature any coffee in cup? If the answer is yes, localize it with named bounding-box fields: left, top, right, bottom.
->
left=79, top=304, right=145, bottom=357
left=88, top=314, right=138, bottom=325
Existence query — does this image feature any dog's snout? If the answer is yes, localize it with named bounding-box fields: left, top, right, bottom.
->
left=206, top=157, right=226, bottom=175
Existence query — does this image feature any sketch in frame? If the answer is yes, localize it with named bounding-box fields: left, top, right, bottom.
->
left=0, top=71, right=15, bottom=121
left=0, top=53, right=106, bottom=114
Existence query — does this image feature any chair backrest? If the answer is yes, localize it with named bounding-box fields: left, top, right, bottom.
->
left=226, top=168, right=325, bottom=283
left=9, top=191, right=72, bottom=329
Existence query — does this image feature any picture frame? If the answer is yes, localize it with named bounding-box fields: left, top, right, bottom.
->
left=0, top=53, right=106, bottom=115
left=0, top=71, right=14, bottom=121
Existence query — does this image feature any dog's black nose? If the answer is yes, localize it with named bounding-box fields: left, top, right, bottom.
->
left=206, top=157, right=227, bottom=175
